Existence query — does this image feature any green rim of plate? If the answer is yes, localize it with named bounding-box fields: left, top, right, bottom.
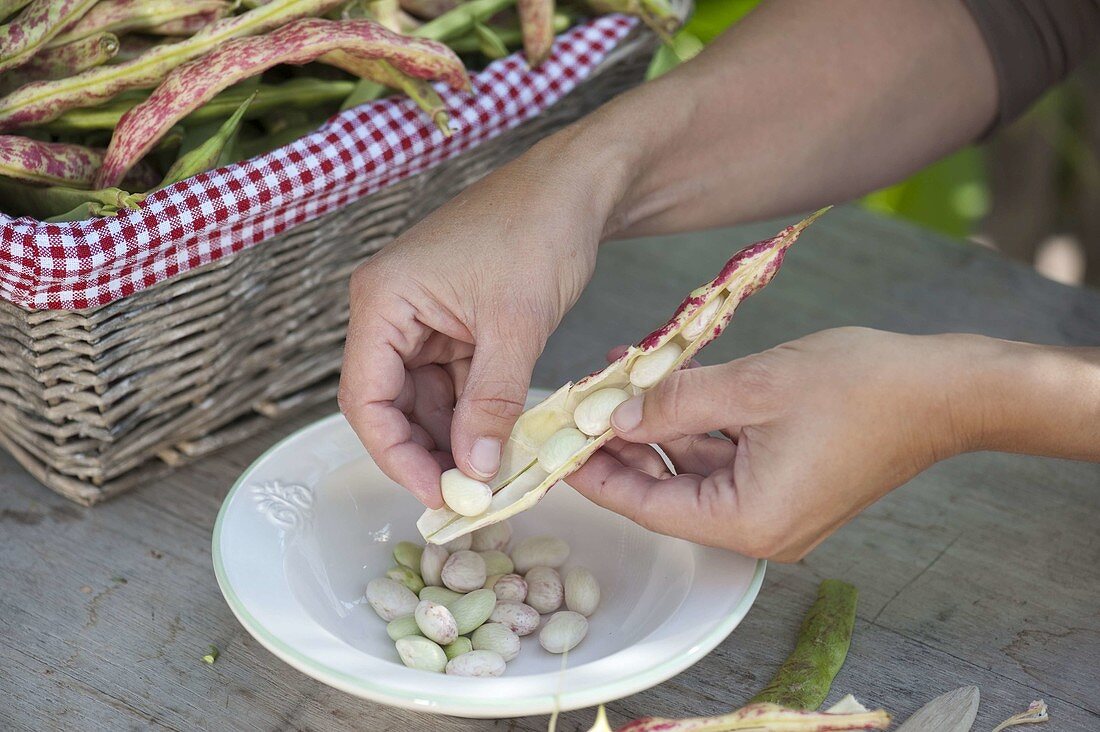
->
left=212, top=411, right=767, bottom=714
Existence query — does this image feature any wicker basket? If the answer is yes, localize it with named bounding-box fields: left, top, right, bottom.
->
left=0, top=14, right=672, bottom=505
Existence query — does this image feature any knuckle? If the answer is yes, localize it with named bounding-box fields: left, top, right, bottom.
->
left=466, top=383, right=526, bottom=423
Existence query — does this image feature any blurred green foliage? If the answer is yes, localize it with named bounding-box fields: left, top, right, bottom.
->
left=647, top=0, right=991, bottom=238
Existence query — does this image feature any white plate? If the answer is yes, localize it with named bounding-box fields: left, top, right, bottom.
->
left=213, top=392, right=765, bottom=719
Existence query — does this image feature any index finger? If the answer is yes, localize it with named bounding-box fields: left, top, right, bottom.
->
left=340, top=319, right=444, bottom=508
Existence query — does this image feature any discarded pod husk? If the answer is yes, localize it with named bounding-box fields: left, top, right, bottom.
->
left=0, top=0, right=99, bottom=74
left=0, top=0, right=345, bottom=131
left=517, top=0, right=554, bottom=67
left=418, top=210, right=829, bottom=544
left=0, top=135, right=103, bottom=186
left=991, top=699, right=1048, bottom=732
left=614, top=703, right=891, bottom=731
left=0, top=32, right=118, bottom=95
left=47, top=0, right=233, bottom=48
left=749, top=579, right=858, bottom=710
left=95, top=17, right=468, bottom=187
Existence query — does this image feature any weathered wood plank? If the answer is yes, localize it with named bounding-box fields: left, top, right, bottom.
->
left=1, top=206, right=1098, bottom=731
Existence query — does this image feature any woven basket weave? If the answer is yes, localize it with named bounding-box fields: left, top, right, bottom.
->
left=0, top=15, right=671, bottom=505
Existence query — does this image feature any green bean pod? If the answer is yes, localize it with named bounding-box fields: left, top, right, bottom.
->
left=48, top=0, right=234, bottom=48
left=0, top=0, right=98, bottom=73
left=0, top=134, right=103, bottom=186
left=748, top=579, right=858, bottom=710
left=157, top=93, right=255, bottom=189
left=413, top=0, right=515, bottom=41
left=0, top=176, right=142, bottom=218
left=45, top=78, right=355, bottom=132
left=96, top=18, right=468, bottom=186
left=447, top=12, right=569, bottom=54
left=0, top=0, right=345, bottom=131
left=0, top=32, right=118, bottom=95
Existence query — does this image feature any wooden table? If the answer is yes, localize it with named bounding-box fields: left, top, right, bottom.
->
left=2, top=207, right=1098, bottom=731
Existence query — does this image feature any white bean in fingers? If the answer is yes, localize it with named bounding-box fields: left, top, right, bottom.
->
left=440, top=468, right=492, bottom=517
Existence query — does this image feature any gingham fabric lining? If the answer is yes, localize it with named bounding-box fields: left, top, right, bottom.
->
left=0, top=15, right=637, bottom=310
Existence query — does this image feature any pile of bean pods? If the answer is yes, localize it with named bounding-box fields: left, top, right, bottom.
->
left=0, top=0, right=679, bottom=220
left=365, top=521, right=602, bottom=676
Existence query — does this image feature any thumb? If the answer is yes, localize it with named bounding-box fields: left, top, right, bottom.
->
left=611, top=360, right=769, bottom=444
left=450, top=333, right=542, bottom=480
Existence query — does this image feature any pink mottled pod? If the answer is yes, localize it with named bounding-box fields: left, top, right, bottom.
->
left=0, top=32, right=118, bottom=95
left=0, top=0, right=98, bottom=74
left=0, top=0, right=345, bottom=131
left=146, top=5, right=235, bottom=36
left=0, top=135, right=103, bottom=187
left=418, top=211, right=830, bottom=545
left=95, top=17, right=469, bottom=187
left=47, top=0, right=233, bottom=48
left=321, top=52, right=452, bottom=135
left=516, top=0, right=553, bottom=67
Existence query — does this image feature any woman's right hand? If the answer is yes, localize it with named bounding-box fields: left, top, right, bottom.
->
left=338, top=134, right=620, bottom=507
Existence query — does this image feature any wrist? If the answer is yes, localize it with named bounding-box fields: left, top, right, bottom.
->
left=963, top=339, right=1100, bottom=459
left=525, top=75, right=697, bottom=241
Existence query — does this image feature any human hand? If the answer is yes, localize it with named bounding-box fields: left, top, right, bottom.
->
left=338, top=137, right=619, bottom=507
left=567, top=327, right=995, bottom=561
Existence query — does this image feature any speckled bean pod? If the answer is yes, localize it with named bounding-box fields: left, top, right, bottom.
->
left=0, top=134, right=102, bottom=187
left=516, top=0, right=553, bottom=67
left=321, top=52, right=451, bottom=135
left=0, top=0, right=98, bottom=74
left=0, top=0, right=343, bottom=131
left=47, top=0, right=232, bottom=48
left=96, top=17, right=468, bottom=187
left=0, top=32, right=118, bottom=95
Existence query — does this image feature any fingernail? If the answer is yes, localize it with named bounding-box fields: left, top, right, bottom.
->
left=612, top=395, right=644, bottom=432
left=469, top=437, right=501, bottom=478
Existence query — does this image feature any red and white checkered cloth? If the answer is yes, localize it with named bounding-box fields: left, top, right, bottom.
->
left=0, top=15, right=637, bottom=310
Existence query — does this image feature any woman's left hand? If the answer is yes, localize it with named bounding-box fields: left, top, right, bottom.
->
left=566, top=327, right=994, bottom=561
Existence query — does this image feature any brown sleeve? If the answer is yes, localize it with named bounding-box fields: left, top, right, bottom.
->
left=963, top=0, right=1100, bottom=127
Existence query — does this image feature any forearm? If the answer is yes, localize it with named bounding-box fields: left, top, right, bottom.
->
left=964, top=338, right=1100, bottom=462
left=533, top=0, right=998, bottom=238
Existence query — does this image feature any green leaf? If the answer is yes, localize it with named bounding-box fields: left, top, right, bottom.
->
left=158, top=92, right=256, bottom=189
left=646, top=30, right=704, bottom=79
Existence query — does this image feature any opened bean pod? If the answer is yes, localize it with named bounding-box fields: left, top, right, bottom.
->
left=418, top=212, right=828, bottom=545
